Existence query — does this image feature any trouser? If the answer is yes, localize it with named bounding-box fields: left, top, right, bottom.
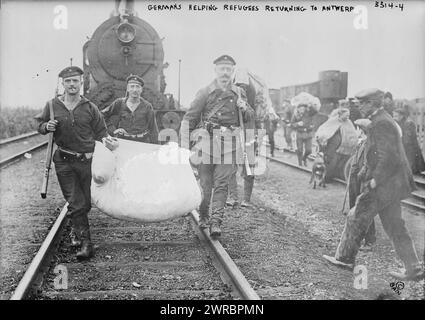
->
left=266, top=123, right=276, bottom=157
left=284, top=125, right=292, bottom=148
left=364, top=219, right=376, bottom=245
left=228, top=164, right=255, bottom=202
left=335, top=189, right=421, bottom=272
left=198, top=161, right=234, bottom=225
left=296, top=136, right=312, bottom=165
left=53, top=150, right=92, bottom=239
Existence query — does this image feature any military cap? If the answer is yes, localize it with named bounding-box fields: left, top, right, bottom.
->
left=213, top=55, right=236, bottom=65
left=126, top=74, right=144, bottom=86
left=58, top=66, right=84, bottom=78
left=354, top=88, right=384, bottom=101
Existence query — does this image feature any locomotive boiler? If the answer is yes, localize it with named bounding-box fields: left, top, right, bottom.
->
left=82, top=0, right=184, bottom=132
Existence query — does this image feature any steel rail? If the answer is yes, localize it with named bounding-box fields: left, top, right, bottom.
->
left=10, top=203, right=68, bottom=300
left=0, top=141, right=48, bottom=168
left=266, top=151, right=425, bottom=215
left=0, top=131, right=39, bottom=146
left=189, top=210, right=261, bottom=300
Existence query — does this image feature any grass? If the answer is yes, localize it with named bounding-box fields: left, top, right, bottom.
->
left=0, top=106, right=42, bottom=139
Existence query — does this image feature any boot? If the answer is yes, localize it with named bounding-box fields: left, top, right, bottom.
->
left=323, top=254, right=354, bottom=271
left=297, top=152, right=303, bottom=166
left=76, top=229, right=94, bottom=260
left=69, top=228, right=82, bottom=247
left=198, top=215, right=209, bottom=229
left=209, top=222, right=221, bottom=239
left=225, top=198, right=239, bottom=208
left=389, top=268, right=424, bottom=282
left=241, top=200, right=254, bottom=208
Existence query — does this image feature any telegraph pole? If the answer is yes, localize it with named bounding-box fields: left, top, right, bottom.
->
left=178, top=59, right=181, bottom=108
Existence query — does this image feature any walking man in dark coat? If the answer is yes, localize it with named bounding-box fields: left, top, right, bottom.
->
left=323, top=88, right=423, bottom=281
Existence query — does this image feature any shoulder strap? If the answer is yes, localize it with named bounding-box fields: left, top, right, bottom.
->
left=205, top=88, right=241, bottom=122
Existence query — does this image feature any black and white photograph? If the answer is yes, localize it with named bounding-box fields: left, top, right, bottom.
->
left=0, top=0, right=424, bottom=305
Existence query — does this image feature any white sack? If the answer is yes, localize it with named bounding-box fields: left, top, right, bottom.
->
left=91, top=139, right=202, bottom=223
left=290, top=92, right=321, bottom=111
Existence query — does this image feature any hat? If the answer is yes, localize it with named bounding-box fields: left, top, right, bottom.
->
left=58, top=66, right=83, bottom=79
left=354, top=88, right=384, bottom=101
left=354, top=118, right=371, bottom=130
left=126, top=74, right=144, bottom=86
left=213, top=55, right=236, bottom=65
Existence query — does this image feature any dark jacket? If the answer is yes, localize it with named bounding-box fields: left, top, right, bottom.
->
left=398, top=118, right=425, bottom=174
left=101, top=97, right=159, bottom=144
left=180, top=80, right=255, bottom=158
left=35, top=96, right=107, bottom=153
left=290, top=109, right=315, bottom=139
left=361, top=109, right=416, bottom=209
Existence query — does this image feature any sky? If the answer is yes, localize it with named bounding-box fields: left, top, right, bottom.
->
left=1, top=0, right=424, bottom=109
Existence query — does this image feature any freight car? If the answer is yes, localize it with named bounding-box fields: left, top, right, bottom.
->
left=271, top=70, right=348, bottom=115
left=82, top=0, right=184, bottom=132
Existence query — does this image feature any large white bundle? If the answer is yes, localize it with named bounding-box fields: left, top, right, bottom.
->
left=234, top=68, right=278, bottom=120
left=290, top=92, right=321, bottom=111
left=91, top=139, right=202, bottom=223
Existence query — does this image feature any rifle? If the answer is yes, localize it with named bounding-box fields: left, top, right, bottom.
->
left=238, top=106, right=253, bottom=176
left=40, top=99, right=55, bottom=199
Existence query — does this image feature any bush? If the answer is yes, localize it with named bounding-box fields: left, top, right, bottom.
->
left=0, top=106, right=42, bottom=139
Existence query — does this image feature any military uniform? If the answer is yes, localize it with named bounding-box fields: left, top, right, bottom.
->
left=324, top=89, right=422, bottom=281
left=180, top=55, right=254, bottom=236
left=102, top=75, right=159, bottom=144
left=227, top=72, right=275, bottom=207
left=35, top=66, right=109, bottom=260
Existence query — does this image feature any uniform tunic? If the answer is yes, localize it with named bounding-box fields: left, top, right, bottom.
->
left=102, top=97, right=159, bottom=144
left=180, top=80, right=254, bottom=223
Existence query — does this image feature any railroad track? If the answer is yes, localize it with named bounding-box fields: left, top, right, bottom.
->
left=0, top=131, right=47, bottom=169
left=266, top=144, right=425, bottom=216
left=10, top=203, right=260, bottom=300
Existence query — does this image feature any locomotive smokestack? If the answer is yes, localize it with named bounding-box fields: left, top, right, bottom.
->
left=111, top=0, right=136, bottom=17
left=124, top=0, right=135, bottom=15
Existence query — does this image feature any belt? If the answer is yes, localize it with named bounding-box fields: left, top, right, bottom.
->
left=117, top=131, right=149, bottom=139
left=58, top=147, right=93, bottom=160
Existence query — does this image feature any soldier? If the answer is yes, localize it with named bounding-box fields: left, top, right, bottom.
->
left=102, top=75, right=159, bottom=144
left=36, top=66, right=118, bottom=260
left=227, top=69, right=278, bottom=208
left=323, top=89, right=423, bottom=281
left=180, top=55, right=254, bottom=238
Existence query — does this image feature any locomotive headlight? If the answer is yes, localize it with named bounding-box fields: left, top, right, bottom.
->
left=116, top=22, right=136, bottom=43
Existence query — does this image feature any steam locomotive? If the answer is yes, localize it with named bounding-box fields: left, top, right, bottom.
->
left=82, top=0, right=184, bottom=131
